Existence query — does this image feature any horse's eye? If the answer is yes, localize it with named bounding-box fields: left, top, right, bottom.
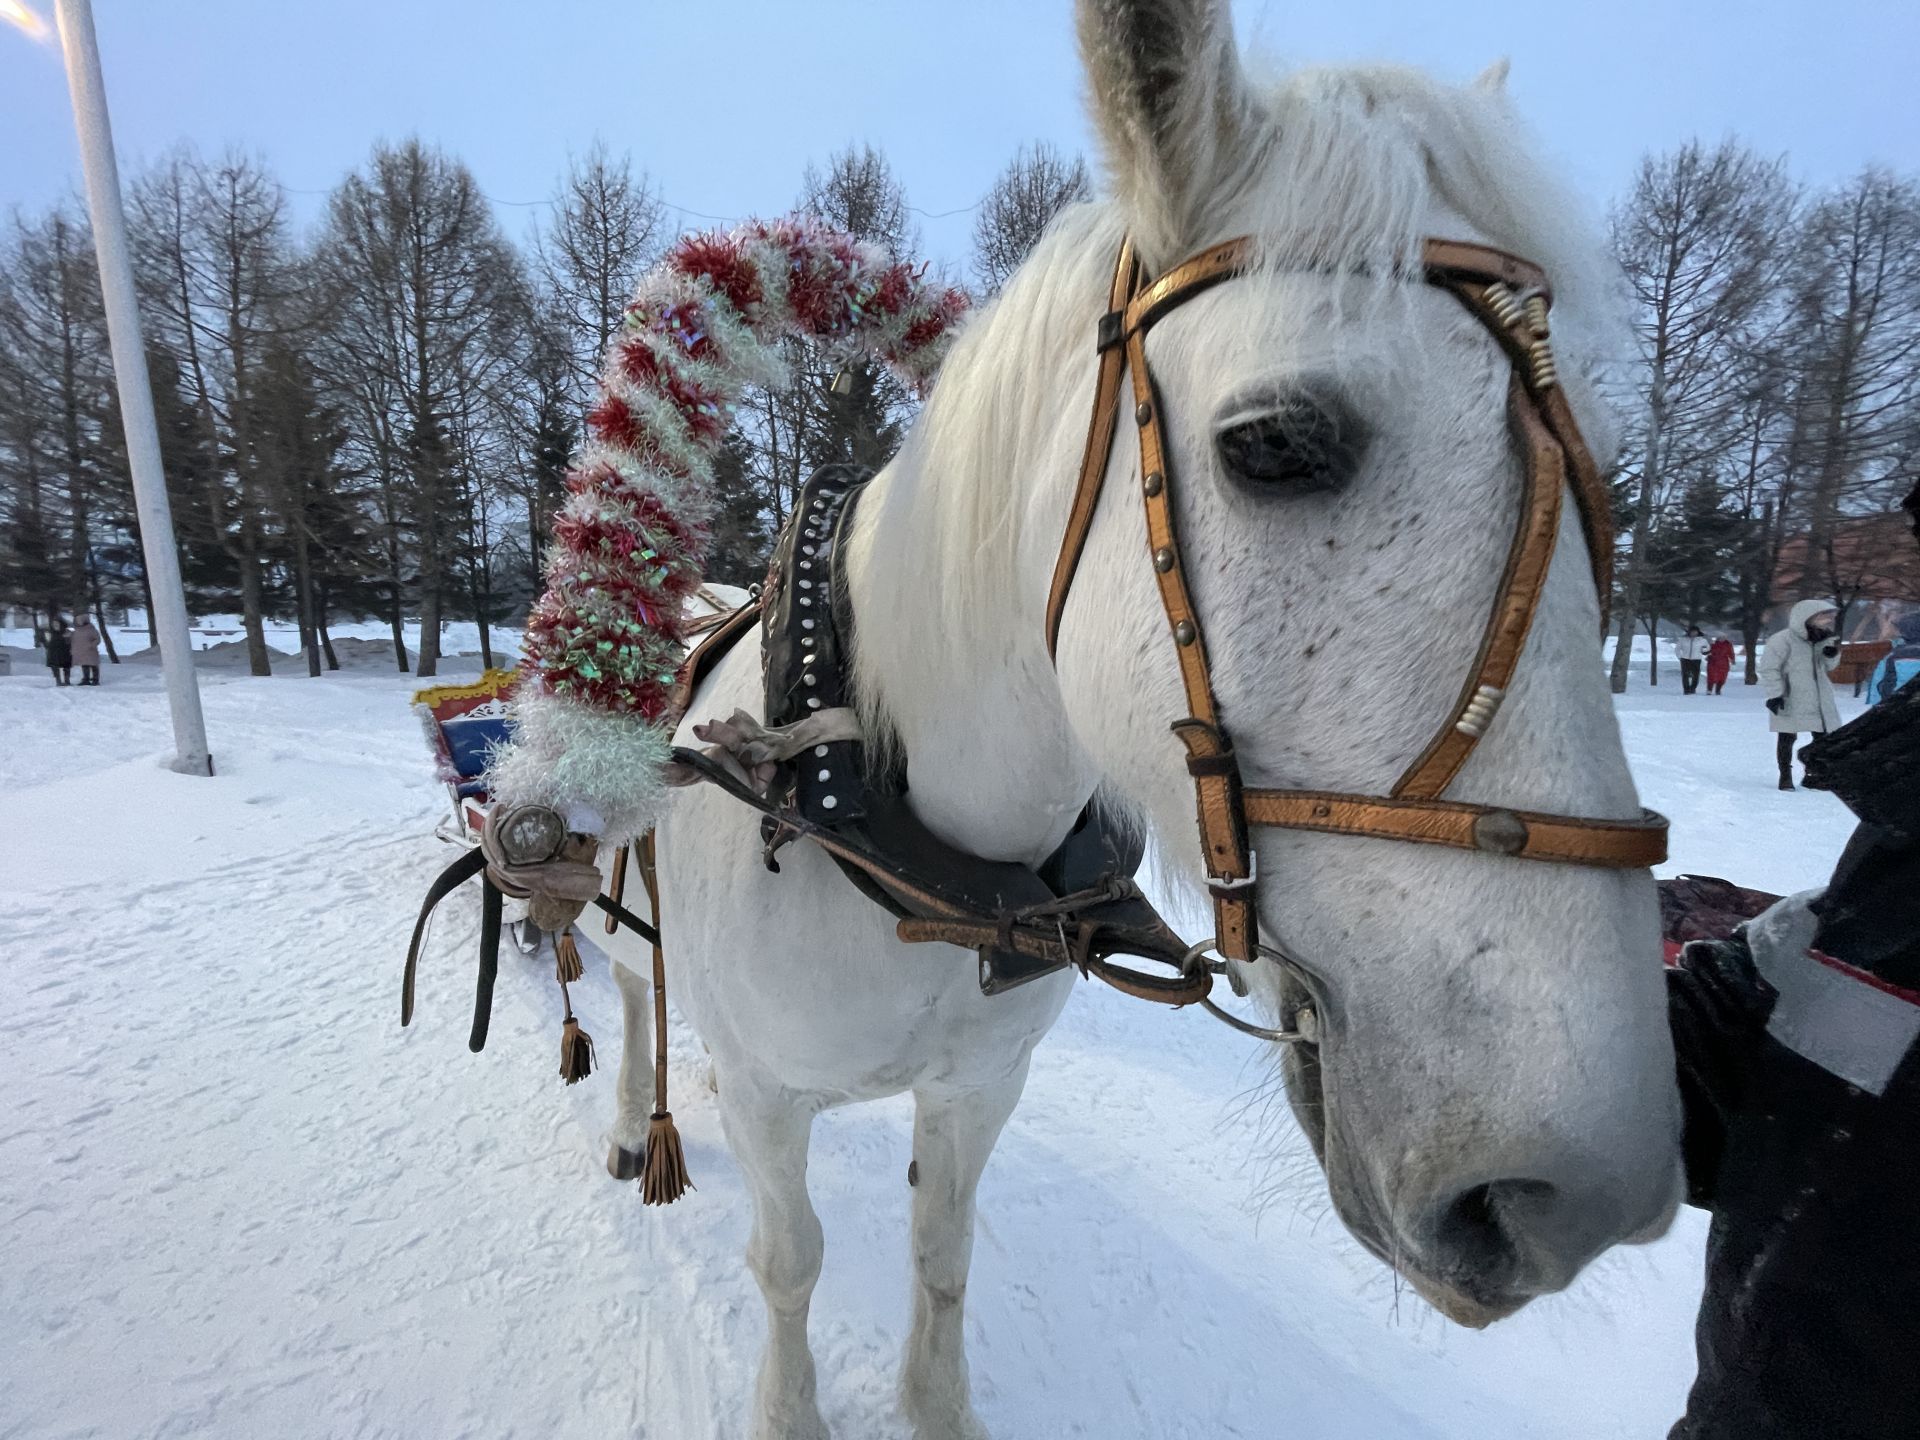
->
left=1215, top=393, right=1367, bottom=496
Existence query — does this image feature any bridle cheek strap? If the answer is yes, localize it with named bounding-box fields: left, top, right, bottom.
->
left=1048, top=234, right=1668, bottom=963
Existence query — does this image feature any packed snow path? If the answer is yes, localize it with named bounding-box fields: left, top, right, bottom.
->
left=0, top=651, right=1863, bottom=1438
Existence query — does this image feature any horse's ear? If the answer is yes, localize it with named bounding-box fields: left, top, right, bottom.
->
left=1473, top=57, right=1511, bottom=93
left=1076, top=0, right=1258, bottom=266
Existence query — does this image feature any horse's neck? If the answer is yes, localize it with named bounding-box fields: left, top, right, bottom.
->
left=843, top=461, right=1099, bottom=868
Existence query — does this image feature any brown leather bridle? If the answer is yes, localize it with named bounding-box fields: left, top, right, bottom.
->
left=1047, top=234, right=1668, bottom=966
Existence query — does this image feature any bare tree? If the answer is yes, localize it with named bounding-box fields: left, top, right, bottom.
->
left=0, top=207, right=114, bottom=636
left=536, top=143, right=667, bottom=413
left=129, top=149, right=307, bottom=674
left=971, top=141, right=1092, bottom=295
left=1719, top=369, right=1799, bottom=681
left=313, top=139, right=527, bottom=676
left=1607, top=141, right=1797, bottom=690
left=494, top=307, right=576, bottom=596
left=1784, top=169, right=1920, bottom=592
left=248, top=335, right=347, bottom=676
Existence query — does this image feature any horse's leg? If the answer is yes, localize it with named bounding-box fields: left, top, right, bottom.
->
left=723, top=1073, right=830, bottom=1440
left=605, top=958, right=653, bottom=1180
left=901, top=1069, right=1027, bottom=1440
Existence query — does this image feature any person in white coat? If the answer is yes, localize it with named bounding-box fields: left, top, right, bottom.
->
left=1677, top=624, right=1710, bottom=694
left=1762, top=598, right=1843, bottom=790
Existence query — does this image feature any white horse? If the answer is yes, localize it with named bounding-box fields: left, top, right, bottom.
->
left=603, top=3, right=1680, bottom=1435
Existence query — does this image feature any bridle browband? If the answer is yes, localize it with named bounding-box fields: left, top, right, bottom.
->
left=1047, top=233, right=1668, bottom=965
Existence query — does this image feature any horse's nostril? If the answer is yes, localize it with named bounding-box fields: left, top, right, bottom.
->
left=1427, top=1179, right=1559, bottom=1291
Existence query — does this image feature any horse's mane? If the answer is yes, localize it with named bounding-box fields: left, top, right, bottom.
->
left=853, top=61, right=1625, bottom=745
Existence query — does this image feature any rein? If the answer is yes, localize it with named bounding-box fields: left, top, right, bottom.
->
left=1046, top=234, right=1668, bottom=965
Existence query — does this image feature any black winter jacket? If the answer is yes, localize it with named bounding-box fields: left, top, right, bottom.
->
left=1667, top=681, right=1920, bottom=1440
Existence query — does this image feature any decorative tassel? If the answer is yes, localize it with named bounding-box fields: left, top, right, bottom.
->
left=559, top=1008, right=596, bottom=1085
left=638, top=830, right=693, bottom=1204
left=554, top=927, right=585, bottom=985
left=641, top=1110, right=691, bottom=1206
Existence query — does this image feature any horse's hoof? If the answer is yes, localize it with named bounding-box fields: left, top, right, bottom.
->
left=607, top=1143, right=643, bottom=1181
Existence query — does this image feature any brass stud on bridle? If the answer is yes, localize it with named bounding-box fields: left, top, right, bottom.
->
left=1154, top=547, right=1176, bottom=573
left=1472, top=809, right=1531, bottom=856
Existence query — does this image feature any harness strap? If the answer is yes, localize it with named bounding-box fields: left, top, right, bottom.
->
left=1046, top=238, right=1140, bottom=659
left=1421, top=240, right=1611, bottom=608
left=402, top=844, right=486, bottom=1027
left=1123, top=246, right=1263, bottom=961
left=469, top=873, right=504, bottom=1053
left=669, top=744, right=1209, bottom=1006
left=1240, top=792, right=1669, bottom=867
left=1391, top=378, right=1564, bottom=799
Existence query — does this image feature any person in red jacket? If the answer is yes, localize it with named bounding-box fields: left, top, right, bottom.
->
left=1705, top=636, right=1736, bottom=695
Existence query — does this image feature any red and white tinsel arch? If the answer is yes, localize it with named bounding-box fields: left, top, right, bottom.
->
left=487, top=217, right=969, bottom=839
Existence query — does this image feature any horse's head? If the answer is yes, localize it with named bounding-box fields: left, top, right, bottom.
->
left=1046, top=0, right=1680, bottom=1325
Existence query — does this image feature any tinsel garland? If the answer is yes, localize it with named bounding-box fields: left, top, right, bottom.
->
left=487, top=217, right=969, bottom=840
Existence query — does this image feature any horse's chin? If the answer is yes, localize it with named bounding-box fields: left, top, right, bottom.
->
left=1403, top=1275, right=1533, bottom=1329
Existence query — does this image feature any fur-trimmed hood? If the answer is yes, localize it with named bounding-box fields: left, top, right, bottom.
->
left=1787, top=598, right=1839, bottom=641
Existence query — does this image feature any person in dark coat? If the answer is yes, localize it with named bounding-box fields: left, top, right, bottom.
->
left=70, top=617, right=102, bottom=686
left=1704, top=636, right=1735, bottom=695
left=43, top=619, right=72, bottom=686
left=1667, top=487, right=1920, bottom=1440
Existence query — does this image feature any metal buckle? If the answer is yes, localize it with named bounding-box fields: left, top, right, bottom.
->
left=1179, top=935, right=1319, bottom=1045
left=1207, top=852, right=1257, bottom=891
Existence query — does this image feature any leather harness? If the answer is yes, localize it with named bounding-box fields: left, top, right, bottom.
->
left=671, top=465, right=1208, bottom=1007
left=1044, top=234, right=1668, bottom=965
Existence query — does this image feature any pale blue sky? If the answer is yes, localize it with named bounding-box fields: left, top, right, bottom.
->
left=4, top=1, right=1916, bottom=268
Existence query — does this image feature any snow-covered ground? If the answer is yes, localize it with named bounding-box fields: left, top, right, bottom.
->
left=0, top=651, right=1864, bottom=1439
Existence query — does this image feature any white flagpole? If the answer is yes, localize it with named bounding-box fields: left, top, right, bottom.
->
left=54, top=0, right=212, bottom=775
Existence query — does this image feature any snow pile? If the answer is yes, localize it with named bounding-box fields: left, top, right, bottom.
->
left=0, top=657, right=1863, bottom=1438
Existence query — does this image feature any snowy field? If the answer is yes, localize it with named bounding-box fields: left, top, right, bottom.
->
left=0, top=644, right=1865, bottom=1440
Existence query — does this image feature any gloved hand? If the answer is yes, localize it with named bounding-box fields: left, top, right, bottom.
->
left=1765, top=696, right=1784, bottom=714
left=481, top=805, right=603, bottom=933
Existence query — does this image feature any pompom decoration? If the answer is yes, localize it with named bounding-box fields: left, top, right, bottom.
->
left=486, top=217, right=970, bottom=841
